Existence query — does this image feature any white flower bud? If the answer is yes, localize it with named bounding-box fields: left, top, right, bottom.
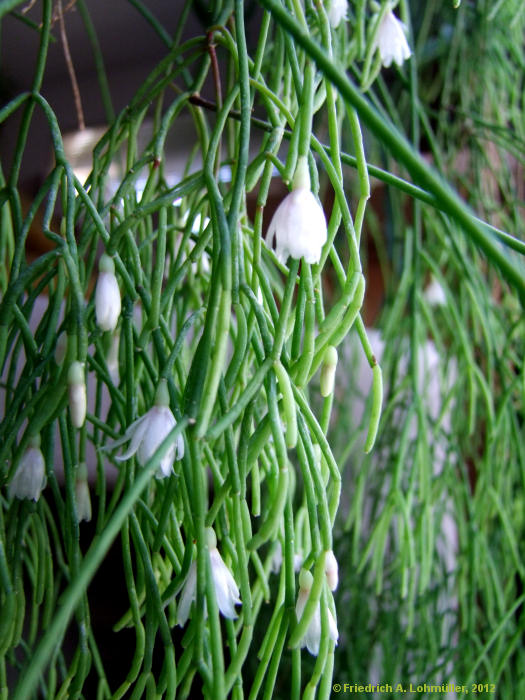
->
left=68, top=361, right=87, bottom=428
left=320, top=345, right=338, bottom=397
left=271, top=541, right=283, bottom=574
left=9, top=435, right=46, bottom=501
left=327, top=0, right=348, bottom=28
left=75, top=463, right=92, bottom=522
left=324, top=550, right=339, bottom=591
left=373, top=11, right=411, bottom=68
left=266, top=157, right=327, bottom=265
left=95, top=254, right=121, bottom=332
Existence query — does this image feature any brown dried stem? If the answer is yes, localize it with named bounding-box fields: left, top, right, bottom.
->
left=57, top=0, right=85, bottom=131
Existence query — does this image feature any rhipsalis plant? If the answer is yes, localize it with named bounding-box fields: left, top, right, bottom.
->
left=1, top=1, right=524, bottom=698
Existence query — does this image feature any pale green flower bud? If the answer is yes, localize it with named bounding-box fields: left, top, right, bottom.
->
left=68, top=361, right=87, bottom=428
left=320, top=345, right=338, bottom=397
left=299, top=568, right=314, bottom=592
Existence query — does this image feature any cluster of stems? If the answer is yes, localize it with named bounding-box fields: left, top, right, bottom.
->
left=1, top=1, right=524, bottom=698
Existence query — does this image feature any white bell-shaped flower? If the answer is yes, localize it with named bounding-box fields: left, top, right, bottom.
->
left=424, top=277, right=447, bottom=307
left=95, top=254, right=121, bottom=332
left=68, top=361, right=87, bottom=428
left=209, top=546, right=242, bottom=618
left=267, top=157, right=327, bottom=265
left=75, top=463, right=92, bottom=522
left=176, top=528, right=241, bottom=626
left=327, top=0, right=348, bottom=28
left=9, top=435, right=46, bottom=501
left=373, top=10, right=411, bottom=68
left=295, top=569, right=338, bottom=656
left=112, top=380, right=184, bottom=478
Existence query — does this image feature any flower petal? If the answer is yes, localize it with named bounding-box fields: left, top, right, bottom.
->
left=158, top=445, right=176, bottom=478
left=210, top=549, right=241, bottom=619
left=176, top=433, right=185, bottom=460
left=288, top=190, right=327, bottom=264
left=106, top=414, right=146, bottom=452
left=327, top=607, right=339, bottom=644
left=267, top=205, right=291, bottom=263
left=177, top=562, right=197, bottom=627
left=328, top=0, right=347, bottom=28
left=325, top=550, right=339, bottom=591
left=303, top=605, right=322, bottom=656
left=271, top=541, right=283, bottom=574
left=115, top=414, right=149, bottom=461
left=295, top=587, right=309, bottom=620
